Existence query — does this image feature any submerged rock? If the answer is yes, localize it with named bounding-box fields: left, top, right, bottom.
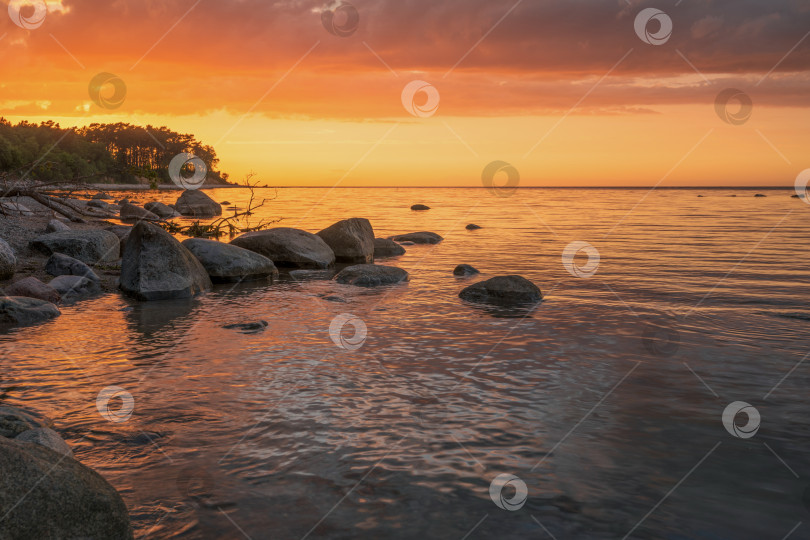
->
left=316, top=218, right=375, bottom=263
left=0, top=436, right=134, bottom=539
left=182, top=238, right=278, bottom=283
left=231, top=228, right=335, bottom=269
left=334, top=264, right=409, bottom=287
left=410, top=204, right=430, bottom=211
left=175, top=190, right=222, bottom=217
left=754, top=193, right=766, bottom=197
left=389, top=231, right=443, bottom=245
left=4, top=277, right=61, bottom=303
left=45, top=219, right=71, bottom=233
left=0, top=239, right=16, bottom=280
left=120, top=222, right=212, bottom=301
left=0, top=297, right=60, bottom=327
left=373, top=238, right=406, bottom=258
left=144, top=201, right=180, bottom=218
left=223, top=321, right=268, bottom=334
left=453, top=264, right=480, bottom=276
left=30, top=230, right=120, bottom=264
left=45, top=253, right=100, bottom=282
left=15, top=427, right=73, bottom=458
left=465, top=224, right=482, bottom=230
left=458, top=275, right=542, bottom=306
left=49, top=275, right=100, bottom=300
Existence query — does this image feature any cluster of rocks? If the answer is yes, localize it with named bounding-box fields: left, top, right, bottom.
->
left=0, top=406, right=133, bottom=538
left=1, top=192, right=541, bottom=327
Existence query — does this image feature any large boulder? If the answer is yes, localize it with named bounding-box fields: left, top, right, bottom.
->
left=30, top=231, right=120, bottom=264
left=45, top=253, right=100, bottom=282
left=0, top=436, right=133, bottom=539
left=45, top=219, right=71, bottom=233
left=231, top=228, right=335, bottom=269
left=182, top=238, right=278, bottom=283
left=373, top=238, right=406, bottom=258
left=334, top=264, right=409, bottom=287
left=120, top=222, right=212, bottom=301
left=120, top=203, right=159, bottom=222
left=389, top=231, right=443, bottom=245
left=0, top=239, right=16, bottom=280
left=0, top=406, right=54, bottom=439
left=0, top=297, right=60, bottom=327
left=106, top=226, right=132, bottom=251
left=316, top=218, right=374, bottom=263
left=458, top=275, right=543, bottom=306
left=49, top=275, right=100, bottom=301
left=174, top=190, right=222, bottom=217
left=144, top=201, right=180, bottom=218
left=4, top=277, right=61, bottom=303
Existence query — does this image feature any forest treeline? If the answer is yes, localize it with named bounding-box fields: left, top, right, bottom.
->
left=0, top=119, right=230, bottom=186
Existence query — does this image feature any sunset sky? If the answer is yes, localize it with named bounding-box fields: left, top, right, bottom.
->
left=1, top=0, right=809, bottom=186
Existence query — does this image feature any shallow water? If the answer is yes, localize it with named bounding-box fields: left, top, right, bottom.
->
left=2, top=187, right=810, bottom=539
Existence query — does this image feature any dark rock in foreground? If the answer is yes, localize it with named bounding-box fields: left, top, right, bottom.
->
left=45, top=253, right=100, bottom=282
left=453, top=264, right=480, bottom=276
left=334, top=264, right=409, bottom=287
left=0, top=436, right=133, bottom=539
left=465, top=224, right=482, bottom=230
left=0, top=406, right=54, bottom=438
left=0, top=239, right=17, bottom=280
left=389, top=231, right=443, bottom=245
left=0, top=297, right=60, bottom=326
left=182, top=238, right=278, bottom=283
left=231, top=228, right=335, bottom=269
left=120, top=222, right=212, bottom=301
left=15, top=427, right=73, bottom=458
left=373, top=238, right=406, bottom=258
left=410, top=204, right=430, bottom=211
left=175, top=190, right=222, bottom=217
left=458, top=275, right=542, bottom=306
left=4, top=277, right=61, bottom=303
left=30, top=231, right=120, bottom=264
left=317, top=218, right=375, bottom=263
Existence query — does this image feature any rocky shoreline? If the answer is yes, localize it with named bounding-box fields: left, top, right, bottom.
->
left=0, top=188, right=542, bottom=535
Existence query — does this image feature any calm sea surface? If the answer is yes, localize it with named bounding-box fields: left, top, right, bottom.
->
left=2, top=187, right=810, bottom=539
